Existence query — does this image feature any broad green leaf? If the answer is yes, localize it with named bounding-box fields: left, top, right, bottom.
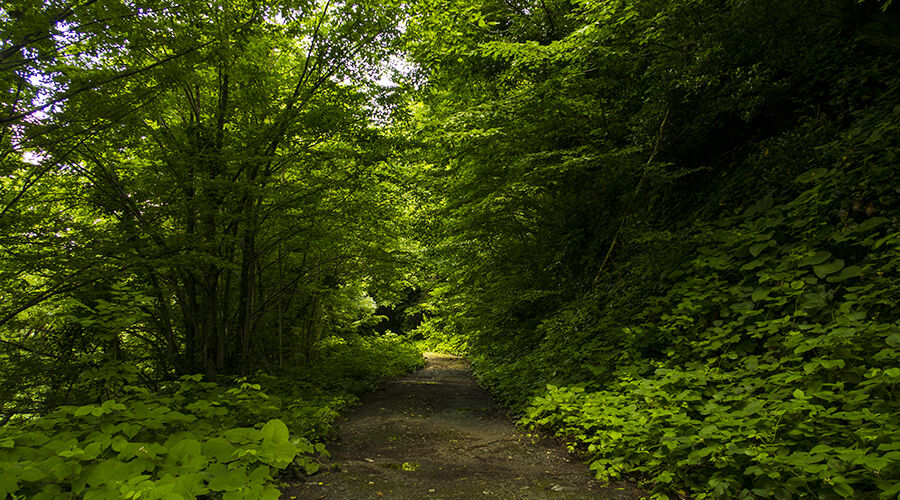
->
left=19, top=466, right=47, bottom=482
left=259, top=419, right=290, bottom=444
left=855, top=454, right=890, bottom=471
left=74, top=405, right=96, bottom=417
left=749, top=243, right=768, bottom=257
left=831, top=478, right=854, bottom=497
left=222, top=428, right=258, bottom=444
left=202, top=437, right=238, bottom=463
left=165, top=438, right=207, bottom=472
left=206, top=467, right=247, bottom=492
left=798, top=251, right=831, bottom=266
left=0, top=474, right=18, bottom=497
left=827, top=265, right=861, bottom=282
left=82, top=459, right=137, bottom=487
left=850, top=216, right=888, bottom=233
left=813, top=259, right=844, bottom=278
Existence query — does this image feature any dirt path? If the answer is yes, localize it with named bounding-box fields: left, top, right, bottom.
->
left=280, top=353, right=642, bottom=499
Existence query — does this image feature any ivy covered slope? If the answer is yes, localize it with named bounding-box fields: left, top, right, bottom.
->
left=514, top=165, right=900, bottom=499
left=406, top=0, right=900, bottom=497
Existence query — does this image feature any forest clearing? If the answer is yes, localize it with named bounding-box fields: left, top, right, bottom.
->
left=2, top=0, right=899, bottom=498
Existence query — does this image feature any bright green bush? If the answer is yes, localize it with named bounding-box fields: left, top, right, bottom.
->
left=0, top=334, right=423, bottom=499
left=411, top=317, right=469, bottom=355
left=301, top=333, right=426, bottom=393
left=0, top=377, right=318, bottom=499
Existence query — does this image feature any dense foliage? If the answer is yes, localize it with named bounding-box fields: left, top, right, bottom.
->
left=2, top=0, right=414, bottom=383
left=405, top=0, right=900, bottom=497
left=0, top=335, right=422, bottom=498
left=4, top=0, right=900, bottom=497
left=1, top=0, right=423, bottom=496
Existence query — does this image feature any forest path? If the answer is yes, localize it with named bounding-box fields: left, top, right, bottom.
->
left=279, top=353, right=641, bottom=499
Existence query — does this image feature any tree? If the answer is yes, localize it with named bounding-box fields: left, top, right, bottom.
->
left=1, top=0, right=413, bottom=405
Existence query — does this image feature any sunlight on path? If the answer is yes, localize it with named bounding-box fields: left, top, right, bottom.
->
left=280, top=353, right=641, bottom=499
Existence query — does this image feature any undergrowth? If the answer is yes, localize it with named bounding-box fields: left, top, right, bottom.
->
left=472, top=99, right=900, bottom=498
left=0, top=334, right=423, bottom=499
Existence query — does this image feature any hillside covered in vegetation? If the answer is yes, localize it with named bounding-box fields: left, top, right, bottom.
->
left=2, top=0, right=899, bottom=497
left=405, top=0, right=900, bottom=497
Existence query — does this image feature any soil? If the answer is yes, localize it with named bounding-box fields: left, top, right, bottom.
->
left=279, top=353, right=644, bottom=499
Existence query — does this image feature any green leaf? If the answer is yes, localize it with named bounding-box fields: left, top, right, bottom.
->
left=740, top=259, right=765, bottom=271
left=259, top=419, right=290, bottom=444
left=222, top=428, right=258, bottom=444
left=794, top=168, right=830, bottom=183
left=827, top=265, right=861, bottom=282
left=813, top=259, right=844, bottom=278
left=205, top=465, right=247, bottom=492
left=260, top=440, right=298, bottom=468
left=19, top=466, right=47, bottom=482
left=749, top=243, right=768, bottom=257
left=203, top=437, right=238, bottom=463
left=855, top=454, right=890, bottom=471
left=167, top=438, right=201, bottom=459
left=798, top=251, right=831, bottom=266
left=850, top=216, right=888, bottom=233
left=74, top=405, right=95, bottom=417
left=820, top=359, right=845, bottom=369
left=831, top=478, right=854, bottom=498
left=655, top=471, right=674, bottom=483
left=165, top=438, right=207, bottom=472
left=0, top=473, right=17, bottom=497
left=885, top=333, right=900, bottom=348
left=82, top=459, right=138, bottom=487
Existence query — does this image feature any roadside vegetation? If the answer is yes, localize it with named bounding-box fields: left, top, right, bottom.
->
left=406, top=0, right=900, bottom=497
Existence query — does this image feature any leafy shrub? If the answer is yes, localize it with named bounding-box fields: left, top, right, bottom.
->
left=515, top=156, right=900, bottom=498
left=0, top=377, right=319, bottom=499
left=303, top=334, right=426, bottom=392
left=0, top=334, right=423, bottom=499
left=411, top=316, right=470, bottom=355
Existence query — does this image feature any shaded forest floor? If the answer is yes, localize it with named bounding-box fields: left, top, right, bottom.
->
left=279, top=353, right=643, bottom=499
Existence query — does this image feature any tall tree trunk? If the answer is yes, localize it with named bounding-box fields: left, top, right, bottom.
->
left=236, top=216, right=257, bottom=377
left=147, top=270, right=180, bottom=374
left=277, top=245, right=284, bottom=370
